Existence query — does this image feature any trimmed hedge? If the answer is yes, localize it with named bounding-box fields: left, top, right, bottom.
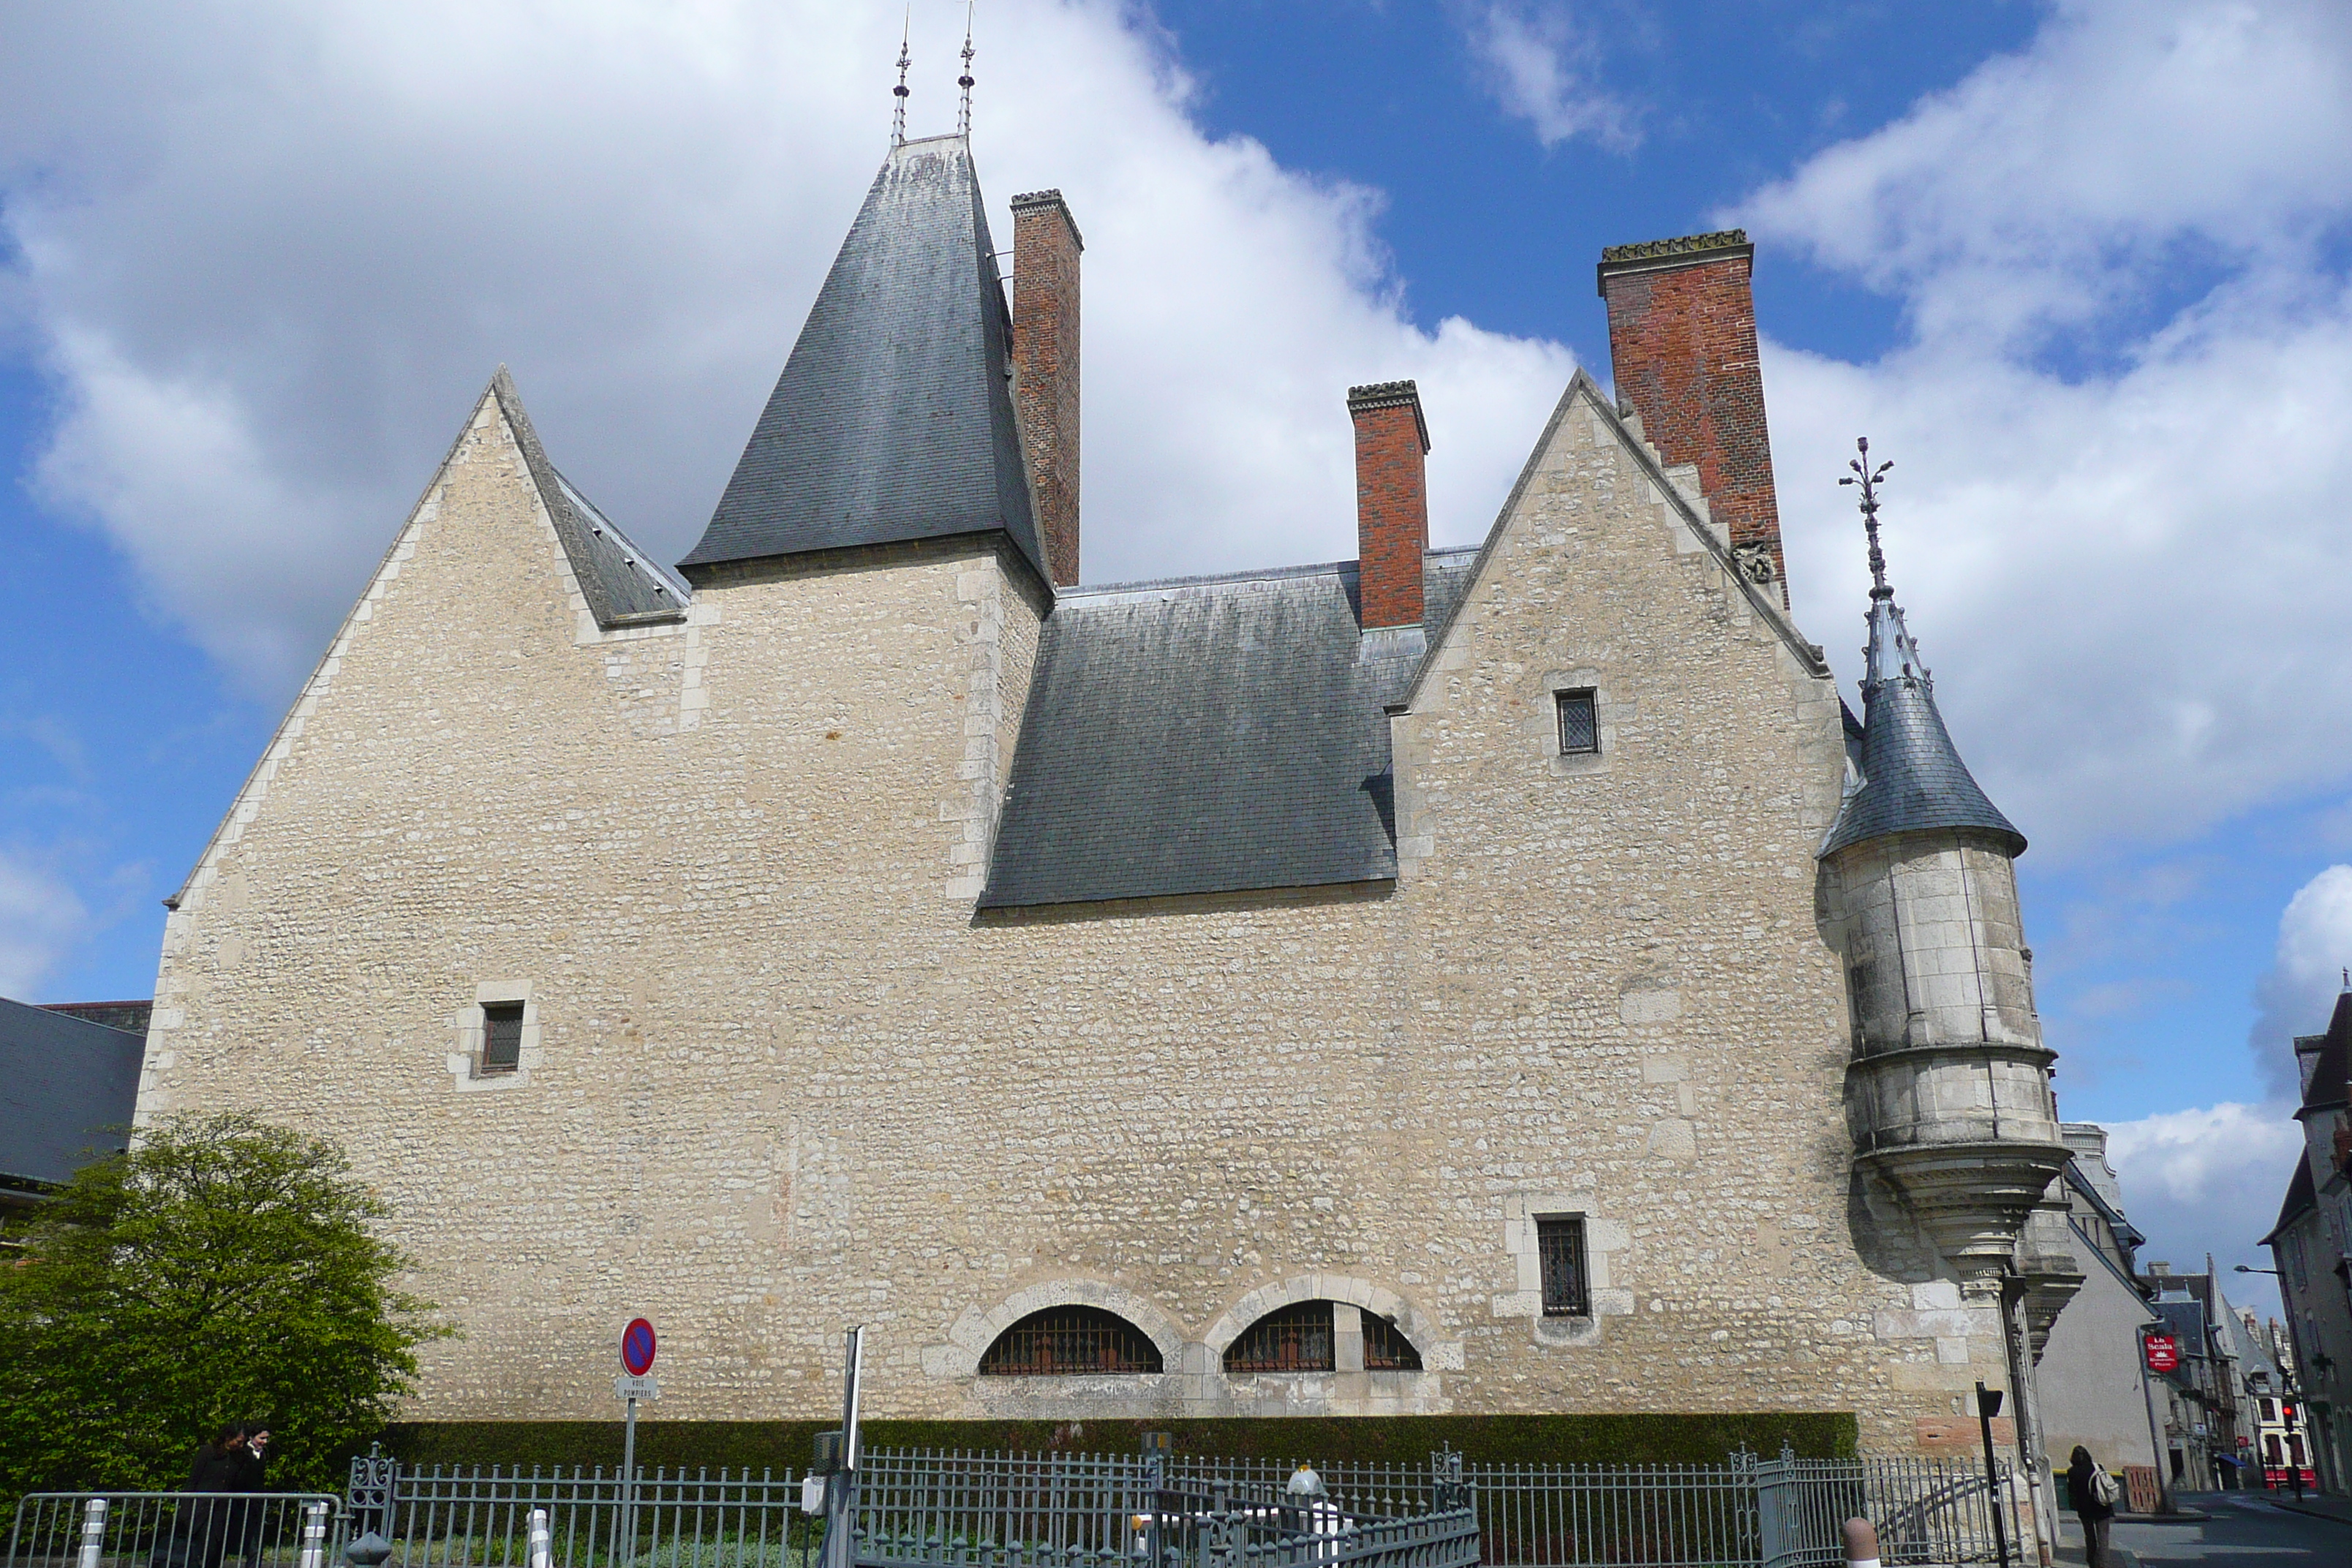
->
left=379, top=1413, right=1856, bottom=1474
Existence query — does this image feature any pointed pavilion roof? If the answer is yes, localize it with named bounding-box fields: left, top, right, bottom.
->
left=1820, top=469, right=2024, bottom=859
left=678, top=135, right=1047, bottom=580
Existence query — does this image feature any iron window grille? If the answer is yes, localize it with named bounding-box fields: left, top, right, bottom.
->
left=1537, top=1215, right=1591, bottom=1318
left=1556, top=691, right=1599, bottom=755
left=1225, top=1300, right=1335, bottom=1373
left=1362, top=1312, right=1423, bottom=1371
left=481, top=1002, right=524, bottom=1074
left=978, top=1306, right=1163, bottom=1375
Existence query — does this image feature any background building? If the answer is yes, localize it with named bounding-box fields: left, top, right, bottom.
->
left=0, top=995, right=147, bottom=1232
left=2033, top=1124, right=2160, bottom=1493
left=2264, top=990, right=2352, bottom=1495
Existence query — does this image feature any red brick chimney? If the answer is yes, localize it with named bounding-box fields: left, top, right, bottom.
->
left=1349, top=380, right=1430, bottom=629
left=1010, top=189, right=1082, bottom=587
left=1597, top=230, right=1786, bottom=599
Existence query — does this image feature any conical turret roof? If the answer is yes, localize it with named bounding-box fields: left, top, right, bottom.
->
left=679, top=135, right=1047, bottom=578
left=1820, top=482, right=2024, bottom=859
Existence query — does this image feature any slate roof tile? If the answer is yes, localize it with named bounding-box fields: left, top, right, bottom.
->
left=679, top=135, right=1046, bottom=581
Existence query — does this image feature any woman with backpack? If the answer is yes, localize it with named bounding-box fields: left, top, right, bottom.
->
left=2066, top=1445, right=2119, bottom=1568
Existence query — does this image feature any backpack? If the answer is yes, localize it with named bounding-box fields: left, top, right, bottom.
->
left=2088, top=1468, right=2119, bottom=1507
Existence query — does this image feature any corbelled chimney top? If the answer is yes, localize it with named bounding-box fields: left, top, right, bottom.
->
left=1010, top=189, right=1084, bottom=249
left=1346, top=380, right=1431, bottom=453
left=1594, top=228, right=1752, bottom=292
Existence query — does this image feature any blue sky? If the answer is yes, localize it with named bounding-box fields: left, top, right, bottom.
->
left=4, top=0, right=2349, bottom=1303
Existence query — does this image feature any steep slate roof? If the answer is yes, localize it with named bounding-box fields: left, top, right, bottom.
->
left=0, top=995, right=144, bottom=1189
left=1821, top=574, right=2024, bottom=858
left=2261, top=1155, right=2317, bottom=1245
left=679, top=135, right=1047, bottom=581
left=490, top=369, right=691, bottom=626
left=979, top=552, right=1476, bottom=909
left=2295, top=991, right=2352, bottom=1115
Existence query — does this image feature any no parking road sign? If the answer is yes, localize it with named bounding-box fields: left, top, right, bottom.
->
left=617, top=1318, right=660, bottom=1402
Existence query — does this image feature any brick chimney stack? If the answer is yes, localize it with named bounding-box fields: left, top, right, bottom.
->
left=1349, top=380, right=1431, bottom=629
left=1010, top=189, right=1082, bottom=587
left=1597, top=230, right=1786, bottom=600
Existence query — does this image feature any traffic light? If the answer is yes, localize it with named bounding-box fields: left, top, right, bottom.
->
left=2283, top=1401, right=2298, bottom=1422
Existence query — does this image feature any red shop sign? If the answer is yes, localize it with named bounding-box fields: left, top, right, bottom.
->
left=2143, top=1332, right=2181, bottom=1373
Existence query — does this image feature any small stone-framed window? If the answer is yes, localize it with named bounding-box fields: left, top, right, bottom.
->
left=978, top=1306, right=1162, bottom=1375
left=480, top=1002, right=525, bottom=1074
left=1556, top=690, right=1599, bottom=755
left=1537, top=1214, right=1591, bottom=1318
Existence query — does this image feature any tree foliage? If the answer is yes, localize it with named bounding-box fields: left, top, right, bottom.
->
left=0, top=1112, right=449, bottom=1495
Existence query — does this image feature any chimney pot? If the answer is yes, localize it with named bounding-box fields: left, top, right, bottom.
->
left=1597, top=229, right=1787, bottom=601
left=1349, top=380, right=1429, bottom=629
left=1011, top=189, right=1082, bottom=587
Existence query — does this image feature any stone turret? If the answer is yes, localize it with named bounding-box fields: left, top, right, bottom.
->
left=1819, top=448, right=2072, bottom=1284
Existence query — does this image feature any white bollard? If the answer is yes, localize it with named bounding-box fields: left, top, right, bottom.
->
left=78, top=1499, right=109, bottom=1568
left=527, top=1508, right=553, bottom=1568
left=297, top=1502, right=328, bottom=1568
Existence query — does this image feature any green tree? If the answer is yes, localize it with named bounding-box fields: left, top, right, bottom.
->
left=0, top=1112, right=449, bottom=1495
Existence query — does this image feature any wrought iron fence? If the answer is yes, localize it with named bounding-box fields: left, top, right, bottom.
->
left=3, top=1493, right=344, bottom=1568
left=3, top=1441, right=2026, bottom=1568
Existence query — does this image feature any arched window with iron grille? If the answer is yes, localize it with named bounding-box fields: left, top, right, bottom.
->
left=977, top=1305, right=1164, bottom=1375
left=1224, top=1300, right=1425, bottom=1373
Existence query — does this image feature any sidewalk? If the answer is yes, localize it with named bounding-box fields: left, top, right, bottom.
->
left=2263, top=1489, right=2352, bottom=1526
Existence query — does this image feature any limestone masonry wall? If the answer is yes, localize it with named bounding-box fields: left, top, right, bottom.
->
left=140, top=380, right=2014, bottom=1457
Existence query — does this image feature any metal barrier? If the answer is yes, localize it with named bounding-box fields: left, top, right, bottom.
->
left=4, top=1494, right=344, bottom=1568
left=1, top=1441, right=2021, bottom=1568
left=354, top=1466, right=815, bottom=1568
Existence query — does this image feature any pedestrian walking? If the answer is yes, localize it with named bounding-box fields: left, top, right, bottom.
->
left=2066, top=1445, right=2118, bottom=1568
left=227, top=1423, right=273, bottom=1566
left=151, top=1428, right=245, bottom=1568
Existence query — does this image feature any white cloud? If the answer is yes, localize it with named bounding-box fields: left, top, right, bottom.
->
left=0, top=0, right=1575, bottom=696
left=2247, top=864, right=2352, bottom=1097
left=2101, top=1101, right=2303, bottom=1308
left=1459, top=3, right=1640, bottom=151
left=0, top=851, right=89, bottom=998
left=1739, top=0, right=2352, bottom=861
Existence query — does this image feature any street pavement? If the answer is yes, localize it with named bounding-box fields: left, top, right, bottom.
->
left=2057, top=1489, right=2351, bottom=1568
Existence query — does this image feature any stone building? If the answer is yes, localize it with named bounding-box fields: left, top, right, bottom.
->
left=2264, top=990, right=2352, bottom=1493
left=132, top=130, right=2077, bottom=1458
left=2033, top=1126, right=2160, bottom=1490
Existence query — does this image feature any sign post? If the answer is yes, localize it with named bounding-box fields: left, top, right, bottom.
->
left=617, top=1319, right=660, bottom=1567
left=2139, top=1329, right=2179, bottom=1515
left=1973, top=1383, right=2011, bottom=1568
left=820, top=1327, right=865, bottom=1568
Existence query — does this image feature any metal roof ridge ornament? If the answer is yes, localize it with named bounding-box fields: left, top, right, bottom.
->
left=1840, top=437, right=1927, bottom=694
left=892, top=10, right=912, bottom=148
left=957, top=3, right=976, bottom=138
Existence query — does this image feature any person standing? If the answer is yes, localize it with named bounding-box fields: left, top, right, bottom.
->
left=2066, top=1445, right=2118, bottom=1568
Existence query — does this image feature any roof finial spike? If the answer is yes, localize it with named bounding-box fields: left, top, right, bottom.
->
left=892, top=8, right=912, bottom=148
left=1838, top=435, right=1896, bottom=600
left=957, top=2, right=976, bottom=137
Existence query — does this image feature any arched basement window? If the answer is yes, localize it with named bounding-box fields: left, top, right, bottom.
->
left=978, top=1306, right=1164, bottom=1375
left=1225, top=1300, right=1337, bottom=1373
left=1363, top=1312, right=1422, bottom=1371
